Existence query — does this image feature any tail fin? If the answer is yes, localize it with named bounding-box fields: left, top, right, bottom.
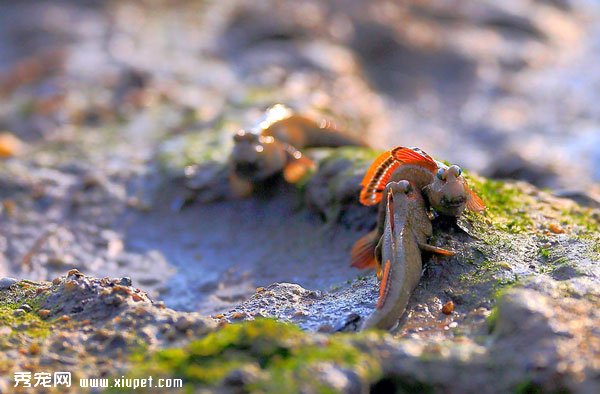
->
left=350, top=230, right=378, bottom=270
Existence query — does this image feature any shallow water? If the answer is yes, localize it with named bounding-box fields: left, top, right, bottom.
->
left=121, top=187, right=365, bottom=314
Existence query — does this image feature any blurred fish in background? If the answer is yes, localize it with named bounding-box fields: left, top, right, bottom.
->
left=1, top=0, right=599, bottom=196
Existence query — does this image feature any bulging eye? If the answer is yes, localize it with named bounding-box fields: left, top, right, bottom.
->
left=437, top=168, right=446, bottom=181
left=456, top=167, right=462, bottom=177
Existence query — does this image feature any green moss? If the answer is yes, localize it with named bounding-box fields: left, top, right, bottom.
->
left=459, top=260, right=505, bottom=285
left=538, top=247, right=551, bottom=259
left=128, top=319, right=382, bottom=392
left=464, top=176, right=534, bottom=235
left=0, top=309, right=51, bottom=341
left=0, top=282, right=53, bottom=342
left=486, top=307, right=499, bottom=333
left=514, top=380, right=544, bottom=394
left=156, top=126, right=236, bottom=173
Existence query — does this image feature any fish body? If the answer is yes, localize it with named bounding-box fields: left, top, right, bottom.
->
left=359, top=146, right=485, bottom=214
left=230, top=104, right=367, bottom=195
left=351, top=146, right=483, bottom=270
left=362, top=180, right=431, bottom=330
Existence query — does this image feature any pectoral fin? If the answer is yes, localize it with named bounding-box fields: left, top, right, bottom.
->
left=283, top=154, right=316, bottom=183
left=418, top=242, right=455, bottom=256
left=465, top=186, right=486, bottom=213
left=350, top=230, right=378, bottom=270
left=376, top=260, right=392, bottom=310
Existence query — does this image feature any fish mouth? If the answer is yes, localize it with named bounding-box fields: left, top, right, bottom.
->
left=441, top=195, right=467, bottom=208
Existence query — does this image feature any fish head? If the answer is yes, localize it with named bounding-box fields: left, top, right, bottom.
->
left=385, top=180, right=431, bottom=243
left=425, top=164, right=469, bottom=216
left=231, top=130, right=287, bottom=181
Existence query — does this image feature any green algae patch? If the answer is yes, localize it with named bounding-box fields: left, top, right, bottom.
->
left=128, top=319, right=382, bottom=392
left=156, top=126, right=236, bottom=174
left=465, top=174, right=599, bottom=238
left=464, top=176, right=535, bottom=235
left=0, top=281, right=53, bottom=356
left=0, top=309, right=51, bottom=342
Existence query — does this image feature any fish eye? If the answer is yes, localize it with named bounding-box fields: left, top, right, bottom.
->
left=456, top=167, right=462, bottom=177
left=437, top=168, right=446, bottom=181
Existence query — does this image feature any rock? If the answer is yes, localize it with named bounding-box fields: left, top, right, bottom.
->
left=553, top=189, right=600, bottom=209
left=0, top=277, right=18, bottom=290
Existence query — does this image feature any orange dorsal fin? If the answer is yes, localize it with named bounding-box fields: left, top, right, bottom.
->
left=359, top=150, right=400, bottom=206
left=376, top=260, right=392, bottom=309
left=350, top=230, right=378, bottom=270
left=465, top=186, right=486, bottom=213
left=391, top=147, right=438, bottom=173
left=360, top=150, right=394, bottom=187
left=359, top=147, right=438, bottom=206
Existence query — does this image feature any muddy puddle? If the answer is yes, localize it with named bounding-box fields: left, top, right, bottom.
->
left=117, top=185, right=366, bottom=315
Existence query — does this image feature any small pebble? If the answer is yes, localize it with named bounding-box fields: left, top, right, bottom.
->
left=38, top=309, right=51, bottom=319
left=549, top=223, right=565, bottom=234
left=120, top=277, right=132, bottom=286
left=0, top=132, right=24, bottom=157
left=13, top=309, right=25, bottom=317
left=1, top=200, right=16, bottom=216
left=67, top=268, right=83, bottom=277
left=442, top=301, right=455, bottom=315
left=0, top=277, right=18, bottom=290
left=64, top=280, right=80, bottom=291
left=317, top=325, right=334, bottom=333
left=175, top=316, right=193, bottom=331
left=19, top=304, right=32, bottom=312
left=293, top=310, right=308, bottom=317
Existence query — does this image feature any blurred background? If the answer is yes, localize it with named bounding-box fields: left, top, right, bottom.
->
left=2, top=0, right=600, bottom=190
left=1, top=0, right=599, bottom=311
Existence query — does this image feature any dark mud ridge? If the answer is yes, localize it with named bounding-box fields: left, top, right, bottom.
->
left=1, top=160, right=598, bottom=393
